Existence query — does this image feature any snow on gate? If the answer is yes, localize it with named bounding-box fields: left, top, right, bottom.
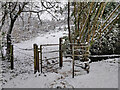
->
left=33, top=38, right=63, bottom=74
left=33, top=37, right=91, bottom=78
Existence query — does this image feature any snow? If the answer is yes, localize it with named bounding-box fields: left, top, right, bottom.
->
left=65, top=59, right=118, bottom=88
left=91, top=54, right=120, bottom=57
left=1, top=28, right=119, bottom=88
left=3, top=73, right=61, bottom=88
left=40, top=12, right=53, bottom=21
left=2, top=57, right=119, bottom=88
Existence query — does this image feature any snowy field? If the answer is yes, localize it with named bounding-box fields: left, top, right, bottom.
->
left=1, top=27, right=119, bottom=88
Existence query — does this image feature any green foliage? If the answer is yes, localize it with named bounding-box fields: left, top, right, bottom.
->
left=0, top=45, right=2, bottom=50
left=90, top=27, right=120, bottom=54
left=2, top=32, right=5, bottom=36
left=103, top=2, right=119, bottom=19
left=71, top=11, right=74, bottom=17
left=61, top=36, right=71, bottom=55
left=63, top=2, right=119, bottom=55
left=60, top=7, right=63, bottom=15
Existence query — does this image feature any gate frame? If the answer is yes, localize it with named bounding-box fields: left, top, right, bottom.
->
left=34, top=37, right=63, bottom=74
left=33, top=38, right=90, bottom=78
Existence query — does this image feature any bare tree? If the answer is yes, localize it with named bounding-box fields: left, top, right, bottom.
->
left=0, top=2, right=28, bottom=59
left=0, top=1, right=63, bottom=60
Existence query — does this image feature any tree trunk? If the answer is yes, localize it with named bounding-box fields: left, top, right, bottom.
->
left=68, top=2, right=72, bottom=50
left=7, top=20, right=15, bottom=60
left=7, top=34, right=11, bottom=60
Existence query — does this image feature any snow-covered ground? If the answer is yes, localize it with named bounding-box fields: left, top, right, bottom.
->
left=1, top=27, right=119, bottom=88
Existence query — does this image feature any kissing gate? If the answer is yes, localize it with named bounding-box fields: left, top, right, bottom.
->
left=33, top=38, right=90, bottom=78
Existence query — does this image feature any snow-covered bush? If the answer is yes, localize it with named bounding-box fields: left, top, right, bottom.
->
left=90, top=27, right=120, bottom=55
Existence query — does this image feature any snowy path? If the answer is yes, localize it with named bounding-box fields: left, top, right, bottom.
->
left=3, top=58, right=119, bottom=88
left=2, top=29, right=119, bottom=88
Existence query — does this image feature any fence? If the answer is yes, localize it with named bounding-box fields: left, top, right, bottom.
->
left=33, top=38, right=90, bottom=78
left=71, top=43, right=90, bottom=78
left=3, top=35, right=90, bottom=77
left=33, top=38, right=63, bottom=74
left=10, top=44, right=14, bottom=70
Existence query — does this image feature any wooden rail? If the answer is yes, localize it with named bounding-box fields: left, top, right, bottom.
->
left=42, top=50, right=63, bottom=54
left=38, top=37, right=63, bottom=73
left=40, top=44, right=60, bottom=46
left=72, top=42, right=90, bottom=78
left=33, top=38, right=90, bottom=78
left=45, top=57, right=59, bottom=61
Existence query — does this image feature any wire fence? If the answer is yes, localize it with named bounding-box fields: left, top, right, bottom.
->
left=13, top=44, right=34, bottom=58
left=15, top=49, right=34, bottom=58
left=13, top=44, right=33, bottom=51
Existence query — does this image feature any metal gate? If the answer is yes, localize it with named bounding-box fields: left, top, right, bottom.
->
left=33, top=38, right=90, bottom=78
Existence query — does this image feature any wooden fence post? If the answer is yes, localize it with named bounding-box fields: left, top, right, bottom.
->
left=72, top=45, right=74, bottom=78
left=37, top=46, right=39, bottom=72
left=10, top=44, right=14, bottom=70
left=36, top=45, right=39, bottom=72
left=40, top=45, right=42, bottom=73
left=34, top=44, right=37, bottom=74
left=59, top=38, right=63, bottom=67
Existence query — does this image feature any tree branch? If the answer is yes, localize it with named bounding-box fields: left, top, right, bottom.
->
left=37, top=13, right=42, bottom=25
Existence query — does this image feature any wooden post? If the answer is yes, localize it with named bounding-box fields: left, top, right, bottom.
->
left=72, top=45, right=75, bottom=78
left=37, top=47, right=39, bottom=72
left=36, top=45, right=39, bottom=72
left=34, top=44, right=37, bottom=74
left=59, top=38, right=63, bottom=67
left=40, top=45, right=42, bottom=73
left=10, top=44, right=14, bottom=70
